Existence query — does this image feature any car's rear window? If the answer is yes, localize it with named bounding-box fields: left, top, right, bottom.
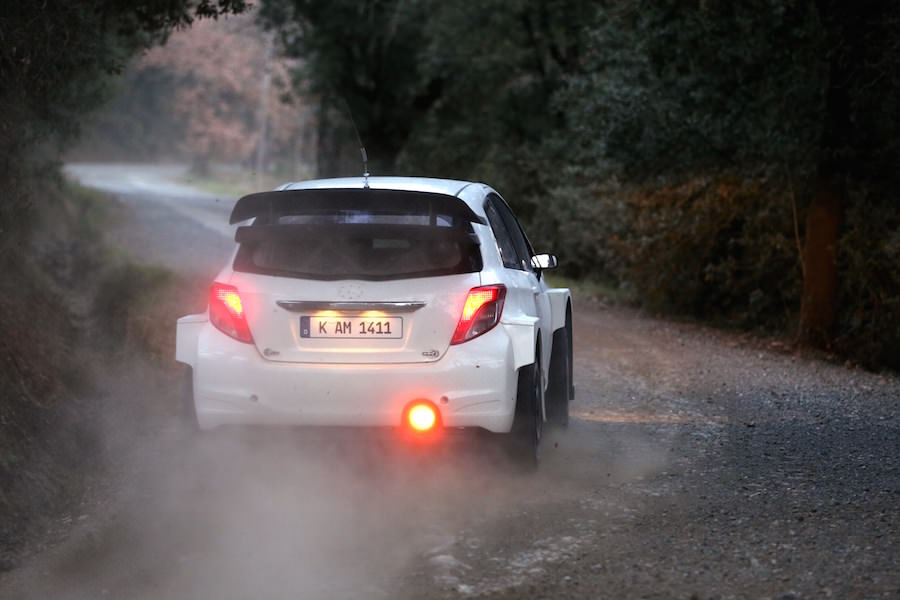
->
left=233, top=209, right=482, bottom=281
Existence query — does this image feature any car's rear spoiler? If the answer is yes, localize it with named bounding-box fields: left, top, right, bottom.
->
left=229, top=188, right=487, bottom=225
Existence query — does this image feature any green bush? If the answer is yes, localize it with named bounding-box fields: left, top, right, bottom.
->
left=611, top=176, right=802, bottom=330
left=836, top=187, right=900, bottom=369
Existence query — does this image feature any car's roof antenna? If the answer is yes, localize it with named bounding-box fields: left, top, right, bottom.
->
left=341, top=97, right=370, bottom=189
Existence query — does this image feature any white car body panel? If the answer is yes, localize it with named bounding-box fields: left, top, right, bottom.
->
left=228, top=271, right=480, bottom=364
left=190, top=322, right=518, bottom=431
left=175, top=176, right=571, bottom=433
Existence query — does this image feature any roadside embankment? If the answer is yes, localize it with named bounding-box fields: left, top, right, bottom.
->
left=0, top=180, right=199, bottom=570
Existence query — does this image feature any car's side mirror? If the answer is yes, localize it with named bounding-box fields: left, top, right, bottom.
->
left=531, top=254, right=558, bottom=270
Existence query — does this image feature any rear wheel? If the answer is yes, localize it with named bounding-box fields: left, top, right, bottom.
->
left=505, top=355, right=542, bottom=470
left=546, top=327, right=571, bottom=428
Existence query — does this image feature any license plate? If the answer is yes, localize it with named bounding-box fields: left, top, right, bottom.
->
left=300, top=316, right=402, bottom=339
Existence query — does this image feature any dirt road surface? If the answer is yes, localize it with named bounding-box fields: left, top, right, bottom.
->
left=2, top=165, right=898, bottom=599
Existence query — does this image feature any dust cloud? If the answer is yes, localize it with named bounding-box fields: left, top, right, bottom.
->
left=0, top=348, right=670, bottom=600
left=5, top=386, right=568, bottom=598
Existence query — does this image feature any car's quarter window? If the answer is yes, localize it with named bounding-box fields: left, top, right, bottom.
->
left=484, top=197, right=523, bottom=270
left=491, top=195, right=536, bottom=272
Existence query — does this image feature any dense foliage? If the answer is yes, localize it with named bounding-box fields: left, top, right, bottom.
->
left=258, top=0, right=457, bottom=174
left=259, top=0, right=900, bottom=368
left=0, top=0, right=247, bottom=241
left=1, top=2, right=252, bottom=565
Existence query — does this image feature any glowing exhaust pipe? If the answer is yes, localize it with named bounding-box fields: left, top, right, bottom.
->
left=408, top=404, right=437, bottom=432
left=403, top=400, right=440, bottom=433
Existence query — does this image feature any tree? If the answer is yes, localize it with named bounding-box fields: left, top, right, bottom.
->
left=798, top=0, right=900, bottom=346
left=398, top=0, right=594, bottom=216
left=0, top=0, right=248, bottom=239
left=258, top=0, right=447, bottom=176
left=137, top=11, right=306, bottom=173
left=560, top=1, right=900, bottom=352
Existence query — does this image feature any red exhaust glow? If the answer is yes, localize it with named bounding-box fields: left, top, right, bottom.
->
left=408, top=403, right=437, bottom=432
left=451, top=284, right=506, bottom=344
left=209, top=282, right=253, bottom=343
left=402, top=400, right=441, bottom=436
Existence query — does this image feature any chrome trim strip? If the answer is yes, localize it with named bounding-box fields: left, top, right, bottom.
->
left=276, top=301, right=426, bottom=313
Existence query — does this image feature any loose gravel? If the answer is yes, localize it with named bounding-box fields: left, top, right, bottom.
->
left=393, top=306, right=900, bottom=599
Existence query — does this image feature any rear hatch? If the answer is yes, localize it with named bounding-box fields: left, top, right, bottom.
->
left=227, top=188, right=484, bottom=364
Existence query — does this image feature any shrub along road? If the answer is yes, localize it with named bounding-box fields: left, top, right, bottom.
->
left=1, top=165, right=897, bottom=599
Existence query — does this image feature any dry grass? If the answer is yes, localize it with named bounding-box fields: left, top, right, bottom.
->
left=93, top=263, right=207, bottom=374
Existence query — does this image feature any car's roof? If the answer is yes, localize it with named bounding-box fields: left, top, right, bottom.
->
left=279, top=176, right=480, bottom=198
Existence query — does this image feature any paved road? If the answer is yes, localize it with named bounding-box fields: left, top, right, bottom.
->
left=65, top=163, right=236, bottom=238
left=2, top=165, right=898, bottom=599
left=64, top=163, right=237, bottom=276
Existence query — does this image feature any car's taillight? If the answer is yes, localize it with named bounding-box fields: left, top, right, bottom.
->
left=209, top=282, right=253, bottom=343
left=450, top=284, right=506, bottom=345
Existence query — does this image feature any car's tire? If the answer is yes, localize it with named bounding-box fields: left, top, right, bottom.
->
left=181, top=366, right=200, bottom=431
left=546, top=327, right=571, bottom=428
left=505, top=354, right=542, bottom=470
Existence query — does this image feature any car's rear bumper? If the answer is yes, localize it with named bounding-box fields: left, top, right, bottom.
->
left=186, top=324, right=519, bottom=432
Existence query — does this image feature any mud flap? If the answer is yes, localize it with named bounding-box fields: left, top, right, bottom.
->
left=502, top=315, right=539, bottom=370
left=175, top=313, right=206, bottom=367
left=545, top=288, right=571, bottom=332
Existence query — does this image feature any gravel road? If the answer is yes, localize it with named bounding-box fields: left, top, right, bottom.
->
left=1, top=165, right=897, bottom=599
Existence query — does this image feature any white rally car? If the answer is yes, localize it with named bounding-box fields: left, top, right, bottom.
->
left=175, top=177, right=573, bottom=465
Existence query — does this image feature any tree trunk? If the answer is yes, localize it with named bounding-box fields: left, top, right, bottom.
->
left=797, top=0, right=853, bottom=349
left=315, top=97, right=341, bottom=178
left=797, top=175, right=841, bottom=346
